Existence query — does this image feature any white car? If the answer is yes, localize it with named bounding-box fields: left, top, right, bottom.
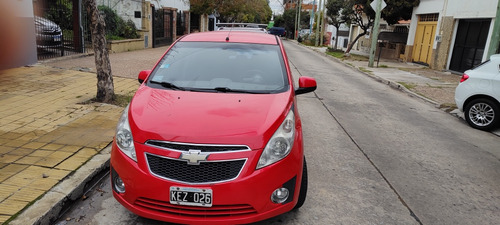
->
left=455, top=54, right=500, bottom=131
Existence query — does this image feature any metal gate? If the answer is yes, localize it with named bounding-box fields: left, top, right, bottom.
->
left=449, top=19, right=491, bottom=72
left=153, top=8, right=174, bottom=47
left=33, top=0, right=90, bottom=60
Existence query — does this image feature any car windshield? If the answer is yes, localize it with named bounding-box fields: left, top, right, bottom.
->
left=148, top=42, right=289, bottom=94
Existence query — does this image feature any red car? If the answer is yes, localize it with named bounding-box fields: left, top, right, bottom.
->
left=110, top=31, right=317, bottom=224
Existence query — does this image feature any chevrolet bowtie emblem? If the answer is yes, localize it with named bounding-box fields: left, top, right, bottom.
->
left=180, top=150, right=209, bottom=165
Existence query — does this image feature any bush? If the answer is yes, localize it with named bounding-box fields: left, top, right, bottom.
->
left=98, top=5, right=139, bottom=40
left=302, top=33, right=329, bottom=46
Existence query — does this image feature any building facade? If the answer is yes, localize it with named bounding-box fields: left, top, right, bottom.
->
left=405, top=0, right=500, bottom=72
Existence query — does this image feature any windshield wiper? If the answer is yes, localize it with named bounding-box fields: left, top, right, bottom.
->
left=150, top=80, right=185, bottom=91
left=213, top=87, right=262, bottom=94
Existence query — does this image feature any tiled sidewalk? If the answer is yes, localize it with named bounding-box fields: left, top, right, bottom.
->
left=0, top=65, right=138, bottom=224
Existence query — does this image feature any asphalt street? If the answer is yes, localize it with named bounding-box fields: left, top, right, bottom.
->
left=52, top=41, right=499, bottom=225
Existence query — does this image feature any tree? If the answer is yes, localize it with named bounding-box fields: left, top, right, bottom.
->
left=343, top=0, right=374, bottom=54
left=326, top=0, right=350, bottom=49
left=343, top=0, right=419, bottom=54
left=84, top=0, right=114, bottom=103
left=190, top=0, right=272, bottom=23
left=382, top=0, right=419, bottom=25
left=274, top=8, right=309, bottom=39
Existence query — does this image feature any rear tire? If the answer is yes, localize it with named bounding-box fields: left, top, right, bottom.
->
left=294, top=157, right=308, bottom=210
left=464, top=98, right=500, bottom=131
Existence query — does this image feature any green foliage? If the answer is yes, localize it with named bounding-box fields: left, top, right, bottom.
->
left=44, top=0, right=73, bottom=30
left=274, top=8, right=310, bottom=38
left=381, top=0, right=420, bottom=25
left=301, top=33, right=329, bottom=46
left=326, top=0, right=350, bottom=28
left=98, top=5, right=139, bottom=39
left=190, top=0, right=272, bottom=23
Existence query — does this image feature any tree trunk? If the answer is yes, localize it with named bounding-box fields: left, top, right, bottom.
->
left=345, top=31, right=367, bottom=54
left=84, top=0, right=114, bottom=103
left=333, top=26, right=339, bottom=50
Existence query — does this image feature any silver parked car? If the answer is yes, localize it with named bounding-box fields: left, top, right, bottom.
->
left=455, top=54, right=500, bottom=131
left=34, top=16, right=62, bottom=50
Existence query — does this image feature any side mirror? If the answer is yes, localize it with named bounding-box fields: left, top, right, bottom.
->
left=138, top=70, right=152, bottom=84
left=295, top=76, right=317, bottom=95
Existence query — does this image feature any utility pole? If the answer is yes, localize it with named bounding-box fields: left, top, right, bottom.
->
left=315, top=0, right=322, bottom=46
left=295, top=1, right=299, bottom=40
left=368, top=0, right=386, bottom=67
left=297, top=0, right=302, bottom=39
left=487, top=0, right=500, bottom=58
left=310, top=0, right=316, bottom=33
left=319, top=0, right=325, bottom=46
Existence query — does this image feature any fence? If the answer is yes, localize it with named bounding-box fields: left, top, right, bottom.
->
left=33, top=0, right=91, bottom=60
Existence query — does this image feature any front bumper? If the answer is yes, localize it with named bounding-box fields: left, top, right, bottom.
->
left=110, top=140, right=304, bottom=225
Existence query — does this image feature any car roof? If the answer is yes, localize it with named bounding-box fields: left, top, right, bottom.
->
left=179, top=31, right=278, bottom=45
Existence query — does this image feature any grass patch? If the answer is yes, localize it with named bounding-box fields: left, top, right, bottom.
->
left=359, top=67, right=372, bottom=73
left=398, top=82, right=417, bottom=90
left=114, top=94, right=134, bottom=107
left=325, top=50, right=345, bottom=59
left=344, top=53, right=369, bottom=61
left=439, top=103, right=458, bottom=112
left=79, top=93, right=134, bottom=107
left=378, top=64, right=389, bottom=68
left=346, top=62, right=354, bottom=67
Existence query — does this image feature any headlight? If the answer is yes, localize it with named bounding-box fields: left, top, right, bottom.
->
left=115, top=105, right=137, bottom=161
left=257, top=109, right=295, bottom=169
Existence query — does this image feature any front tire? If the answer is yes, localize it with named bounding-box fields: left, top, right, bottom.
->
left=464, top=98, right=500, bottom=131
left=294, top=157, right=308, bottom=210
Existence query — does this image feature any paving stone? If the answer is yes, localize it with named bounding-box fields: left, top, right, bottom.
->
left=0, top=65, right=138, bottom=223
left=41, top=143, right=65, bottom=151
left=9, top=188, right=45, bottom=202
left=0, top=183, right=18, bottom=201
left=28, top=150, right=54, bottom=157
left=3, top=139, right=28, bottom=148
left=55, top=156, right=88, bottom=171
left=21, top=141, right=48, bottom=150
left=0, top=215, right=10, bottom=224
left=15, top=156, right=42, bottom=165
left=0, top=198, right=28, bottom=215
left=0, top=154, right=23, bottom=163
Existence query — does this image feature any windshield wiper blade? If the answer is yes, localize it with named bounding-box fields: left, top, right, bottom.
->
left=213, top=87, right=261, bottom=94
left=150, top=80, right=185, bottom=91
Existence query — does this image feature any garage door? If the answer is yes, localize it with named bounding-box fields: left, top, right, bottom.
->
left=449, top=19, right=491, bottom=72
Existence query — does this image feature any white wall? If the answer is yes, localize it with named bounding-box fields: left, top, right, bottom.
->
left=97, top=0, right=143, bottom=30
left=151, top=0, right=190, bottom=11
left=445, top=0, right=497, bottom=18
left=407, top=0, right=499, bottom=46
left=407, top=0, right=444, bottom=46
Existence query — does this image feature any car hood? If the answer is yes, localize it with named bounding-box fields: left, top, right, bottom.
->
left=129, top=86, right=293, bottom=149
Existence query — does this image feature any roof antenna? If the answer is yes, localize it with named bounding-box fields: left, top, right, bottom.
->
left=226, top=29, right=232, bottom=42
left=226, top=22, right=234, bottom=42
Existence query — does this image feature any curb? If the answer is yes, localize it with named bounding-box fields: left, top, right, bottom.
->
left=8, top=146, right=112, bottom=225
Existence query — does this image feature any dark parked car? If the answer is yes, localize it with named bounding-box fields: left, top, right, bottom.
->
left=269, top=27, right=286, bottom=37
left=34, top=16, right=62, bottom=50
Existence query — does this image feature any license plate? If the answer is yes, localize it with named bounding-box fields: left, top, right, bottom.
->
left=170, top=186, right=212, bottom=207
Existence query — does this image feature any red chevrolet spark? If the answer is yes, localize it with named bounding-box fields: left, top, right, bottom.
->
left=110, top=31, right=317, bottom=224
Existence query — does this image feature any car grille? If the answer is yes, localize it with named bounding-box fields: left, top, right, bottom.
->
left=145, top=140, right=250, bottom=152
left=135, top=197, right=257, bottom=218
left=146, top=153, right=246, bottom=184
